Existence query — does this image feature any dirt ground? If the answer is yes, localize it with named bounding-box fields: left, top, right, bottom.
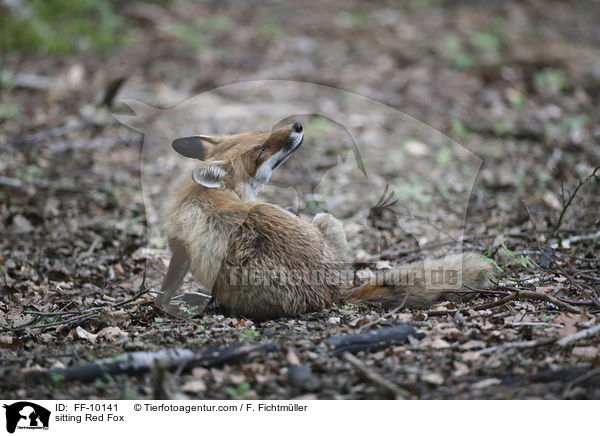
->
left=1, top=0, right=599, bottom=400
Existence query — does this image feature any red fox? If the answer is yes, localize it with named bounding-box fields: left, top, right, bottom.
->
left=157, top=122, right=493, bottom=320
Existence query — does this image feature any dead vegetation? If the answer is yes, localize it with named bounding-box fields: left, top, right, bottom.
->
left=1, top=0, right=599, bottom=399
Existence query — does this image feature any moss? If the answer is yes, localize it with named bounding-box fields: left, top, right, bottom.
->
left=1, top=0, right=130, bottom=54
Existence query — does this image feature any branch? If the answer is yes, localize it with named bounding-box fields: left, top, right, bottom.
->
left=554, top=165, right=600, bottom=233
left=557, top=323, right=600, bottom=347
left=42, top=325, right=423, bottom=382
left=342, top=352, right=410, bottom=399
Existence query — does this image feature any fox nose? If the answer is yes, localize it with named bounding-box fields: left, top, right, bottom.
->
left=292, top=122, right=303, bottom=133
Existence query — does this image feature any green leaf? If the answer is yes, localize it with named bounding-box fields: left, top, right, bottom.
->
left=478, top=257, right=504, bottom=274
left=500, top=243, right=515, bottom=258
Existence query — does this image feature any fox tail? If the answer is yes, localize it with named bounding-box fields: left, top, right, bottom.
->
left=345, top=252, right=493, bottom=309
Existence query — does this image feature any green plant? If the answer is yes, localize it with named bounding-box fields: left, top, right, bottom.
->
left=471, top=30, right=501, bottom=54
left=1, top=0, right=129, bottom=54
left=534, top=69, right=570, bottom=95
left=436, top=146, right=452, bottom=168
left=444, top=36, right=476, bottom=70
left=168, top=22, right=209, bottom=49
left=238, top=328, right=260, bottom=342
left=493, top=121, right=510, bottom=137
left=479, top=257, right=504, bottom=274
left=225, top=382, right=251, bottom=400
left=451, top=119, right=470, bottom=141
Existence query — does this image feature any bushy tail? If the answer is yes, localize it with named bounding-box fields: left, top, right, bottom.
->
left=346, top=252, right=493, bottom=309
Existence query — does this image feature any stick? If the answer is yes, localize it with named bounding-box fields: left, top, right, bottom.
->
left=326, top=325, right=423, bottom=356
left=357, top=293, right=410, bottom=332
left=550, top=230, right=600, bottom=249
left=554, top=165, right=600, bottom=233
left=479, top=338, right=556, bottom=355
left=557, top=323, right=600, bottom=347
left=342, top=352, right=410, bottom=399
left=492, top=283, right=583, bottom=314
left=42, top=325, right=424, bottom=382
left=522, top=200, right=600, bottom=309
left=474, top=294, right=517, bottom=310
left=14, top=120, right=92, bottom=146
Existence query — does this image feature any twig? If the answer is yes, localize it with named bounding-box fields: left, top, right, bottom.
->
left=357, top=293, right=410, bottom=332
left=479, top=338, right=556, bottom=355
left=112, top=288, right=152, bottom=308
left=523, top=199, right=554, bottom=268
left=474, top=294, right=517, bottom=310
left=557, top=323, right=600, bottom=347
left=43, top=325, right=424, bottom=382
left=342, top=352, right=410, bottom=399
left=563, top=367, right=600, bottom=397
left=14, top=120, right=92, bottom=146
left=0, top=312, right=98, bottom=332
left=550, top=230, right=600, bottom=249
left=496, top=284, right=583, bottom=314
left=549, top=267, right=600, bottom=309
left=554, top=165, right=600, bottom=233
left=0, top=176, right=25, bottom=189
left=523, top=200, right=600, bottom=309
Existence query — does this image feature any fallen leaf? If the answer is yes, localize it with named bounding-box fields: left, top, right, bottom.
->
left=462, top=351, right=481, bottom=361
left=348, top=317, right=371, bottom=328
left=422, top=373, right=444, bottom=385
left=553, top=313, right=589, bottom=336
left=180, top=379, right=207, bottom=393
left=535, top=285, right=555, bottom=294
left=99, top=309, right=130, bottom=326
left=542, top=191, right=562, bottom=210
left=572, top=346, right=599, bottom=361
left=473, top=378, right=501, bottom=389
left=74, top=326, right=97, bottom=343
left=97, top=326, right=127, bottom=341
left=460, top=340, right=487, bottom=350
left=453, top=361, right=470, bottom=376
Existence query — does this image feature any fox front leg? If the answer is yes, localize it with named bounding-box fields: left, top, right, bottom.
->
left=155, top=238, right=190, bottom=316
left=312, top=212, right=350, bottom=262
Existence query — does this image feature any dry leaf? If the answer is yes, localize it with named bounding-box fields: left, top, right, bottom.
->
left=542, top=191, right=562, bottom=210
left=453, top=361, right=470, bottom=376
left=422, top=337, right=451, bottom=349
left=572, top=347, right=598, bottom=361
left=422, top=373, right=444, bottom=385
left=553, top=312, right=589, bottom=336
left=462, top=351, right=481, bottom=361
left=473, top=378, right=501, bottom=389
left=180, top=379, right=207, bottom=393
left=535, top=285, right=555, bottom=294
left=348, top=317, right=371, bottom=328
left=99, top=309, right=130, bottom=326
left=460, top=340, right=487, bottom=350
left=97, top=326, right=127, bottom=341
left=74, top=326, right=97, bottom=343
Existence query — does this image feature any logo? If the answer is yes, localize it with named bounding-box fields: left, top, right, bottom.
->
left=3, top=402, right=50, bottom=434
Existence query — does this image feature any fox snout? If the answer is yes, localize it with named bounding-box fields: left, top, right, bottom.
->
left=287, top=121, right=304, bottom=150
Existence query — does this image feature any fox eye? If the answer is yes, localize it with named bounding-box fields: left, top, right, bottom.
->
left=258, top=145, right=268, bottom=157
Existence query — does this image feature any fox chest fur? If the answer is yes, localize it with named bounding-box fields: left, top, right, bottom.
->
left=164, top=176, right=343, bottom=319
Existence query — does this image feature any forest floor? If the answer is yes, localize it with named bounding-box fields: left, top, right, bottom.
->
left=1, top=0, right=600, bottom=399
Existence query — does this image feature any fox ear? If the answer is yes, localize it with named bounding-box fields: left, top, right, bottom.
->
left=172, top=136, right=207, bottom=160
left=191, top=162, right=229, bottom=189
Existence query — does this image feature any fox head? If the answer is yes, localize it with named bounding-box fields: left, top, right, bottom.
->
left=171, top=122, right=304, bottom=200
